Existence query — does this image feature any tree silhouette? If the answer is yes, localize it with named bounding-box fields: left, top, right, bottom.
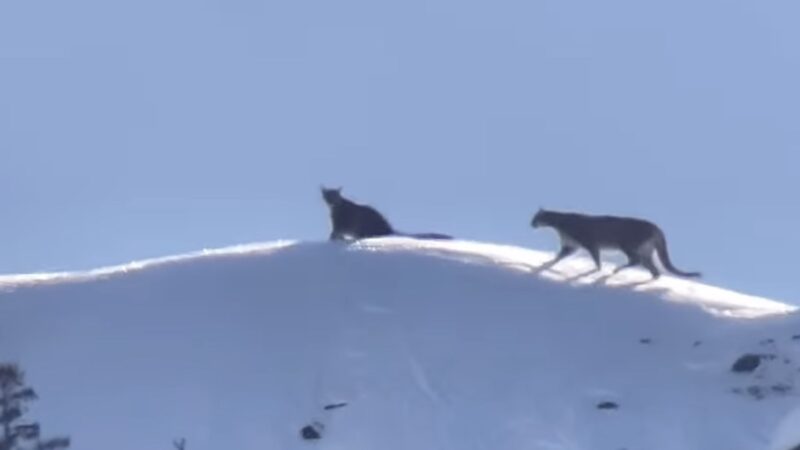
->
left=0, top=364, right=70, bottom=450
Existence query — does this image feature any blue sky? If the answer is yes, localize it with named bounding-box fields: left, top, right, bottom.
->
left=1, top=0, right=798, bottom=303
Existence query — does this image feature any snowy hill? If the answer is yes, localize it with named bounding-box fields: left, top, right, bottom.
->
left=1, top=238, right=799, bottom=450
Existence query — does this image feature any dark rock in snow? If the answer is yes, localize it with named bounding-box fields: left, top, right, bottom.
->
left=639, top=338, right=652, bottom=344
left=733, top=381, right=791, bottom=400
left=693, top=340, right=702, bottom=347
left=300, top=422, right=324, bottom=440
left=771, top=383, right=792, bottom=394
left=323, top=402, right=348, bottom=411
left=792, top=334, right=800, bottom=341
left=760, top=338, right=775, bottom=346
left=596, top=401, right=619, bottom=410
left=731, top=354, right=763, bottom=373
left=746, top=385, right=765, bottom=400
left=789, top=444, right=800, bottom=450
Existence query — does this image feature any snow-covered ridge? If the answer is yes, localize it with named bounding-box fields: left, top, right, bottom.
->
left=0, top=240, right=297, bottom=288
left=1, top=238, right=794, bottom=319
left=1, top=237, right=799, bottom=450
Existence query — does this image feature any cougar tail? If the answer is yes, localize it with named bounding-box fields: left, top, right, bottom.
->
left=654, top=230, right=701, bottom=278
left=395, top=231, right=454, bottom=240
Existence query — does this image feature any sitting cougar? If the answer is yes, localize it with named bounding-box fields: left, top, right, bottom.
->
left=321, top=186, right=452, bottom=241
left=531, top=208, right=700, bottom=279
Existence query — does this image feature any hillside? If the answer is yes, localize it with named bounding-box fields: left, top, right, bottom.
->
left=1, top=238, right=798, bottom=450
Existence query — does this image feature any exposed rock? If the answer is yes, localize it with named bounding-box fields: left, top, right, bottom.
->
left=597, top=401, right=619, bottom=410
left=746, top=385, right=765, bottom=400
left=323, top=402, right=349, bottom=411
left=771, top=383, right=793, bottom=394
left=300, top=422, right=324, bottom=440
left=732, top=354, right=763, bottom=373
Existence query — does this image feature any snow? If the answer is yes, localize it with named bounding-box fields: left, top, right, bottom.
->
left=1, top=238, right=798, bottom=450
left=770, top=406, right=800, bottom=450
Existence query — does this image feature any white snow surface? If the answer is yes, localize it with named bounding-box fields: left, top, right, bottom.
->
left=1, top=238, right=799, bottom=450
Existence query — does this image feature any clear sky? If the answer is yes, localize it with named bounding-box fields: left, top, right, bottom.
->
left=1, top=0, right=798, bottom=303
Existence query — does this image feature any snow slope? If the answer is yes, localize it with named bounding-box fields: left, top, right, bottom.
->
left=1, top=238, right=799, bottom=450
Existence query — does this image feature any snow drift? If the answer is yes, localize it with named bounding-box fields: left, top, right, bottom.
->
left=1, top=238, right=798, bottom=450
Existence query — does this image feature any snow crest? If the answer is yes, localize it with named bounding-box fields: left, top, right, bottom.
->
left=0, top=238, right=797, bottom=450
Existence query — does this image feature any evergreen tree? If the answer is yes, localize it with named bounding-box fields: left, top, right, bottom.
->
left=0, top=364, right=69, bottom=450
